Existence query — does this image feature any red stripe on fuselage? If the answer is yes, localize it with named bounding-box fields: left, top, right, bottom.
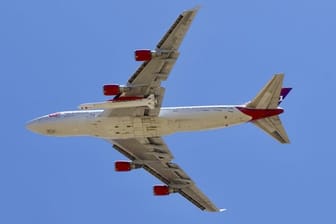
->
left=236, top=107, right=284, bottom=121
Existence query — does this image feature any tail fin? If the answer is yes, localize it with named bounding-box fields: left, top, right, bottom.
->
left=279, top=87, right=292, bottom=105
left=246, top=74, right=291, bottom=144
left=247, top=74, right=284, bottom=109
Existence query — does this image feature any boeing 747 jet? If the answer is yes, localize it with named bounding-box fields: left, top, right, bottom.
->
left=26, top=7, right=291, bottom=212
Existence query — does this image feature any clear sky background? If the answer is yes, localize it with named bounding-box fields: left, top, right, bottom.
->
left=1, top=0, right=335, bottom=223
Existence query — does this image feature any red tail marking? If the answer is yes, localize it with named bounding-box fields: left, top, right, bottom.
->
left=237, top=107, right=284, bottom=121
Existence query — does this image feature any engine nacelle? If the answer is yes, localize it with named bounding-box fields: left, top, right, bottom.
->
left=115, top=161, right=133, bottom=172
left=103, top=84, right=127, bottom=96
left=153, top=185, right=171, bottom=196
left=134, top=49, right=155, bottom=61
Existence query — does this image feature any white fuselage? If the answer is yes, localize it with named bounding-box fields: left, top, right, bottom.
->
left=26, top=106, right=252, bottom=139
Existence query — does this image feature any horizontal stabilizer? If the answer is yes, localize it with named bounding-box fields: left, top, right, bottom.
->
left=252, top=115, right=290, bottom=144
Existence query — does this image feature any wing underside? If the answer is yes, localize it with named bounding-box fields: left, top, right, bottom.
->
left=102, top=7, right=199, bottom=117
left=109, top=138, right=222, bottom=212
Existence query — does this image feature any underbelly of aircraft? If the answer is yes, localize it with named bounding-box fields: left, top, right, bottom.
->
left=88, top=108, right=251, bottom=139
left=90, top=117, right=172, bottom=138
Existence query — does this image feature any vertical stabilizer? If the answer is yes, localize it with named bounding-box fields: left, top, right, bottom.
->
left=247, top=74, right=284, bottom=109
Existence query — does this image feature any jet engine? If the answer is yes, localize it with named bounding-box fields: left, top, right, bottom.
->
left=115, top=161, right=133, bottom=172
left=103, top=84, right=127, bottom=96
left=134, top=49, right=155, bottom=61
left=153, top=185, right=171, bottom=196
left=115, top=161, right=142, bottom=171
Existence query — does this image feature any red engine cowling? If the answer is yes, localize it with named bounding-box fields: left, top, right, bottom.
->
left=134, top=49, right=153, bottom=61
left=115, top=161, right=132, bottom=172
left=103, top=84, right=121, bottom=96
left=153, top=185, right=170, bottom=196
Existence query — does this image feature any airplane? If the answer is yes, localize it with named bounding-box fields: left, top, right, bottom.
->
left=26, top=7, right=291, bottom=212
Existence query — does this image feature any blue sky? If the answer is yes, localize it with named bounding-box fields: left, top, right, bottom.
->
left=1, top=0, right=335, bottom=223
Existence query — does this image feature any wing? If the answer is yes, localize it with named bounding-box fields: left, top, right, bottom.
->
left=108, top=137, right=223, bottom=212
left=103, top=7, right=199, bottom=117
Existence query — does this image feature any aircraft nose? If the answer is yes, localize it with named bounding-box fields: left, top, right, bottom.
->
left=26, top=119, right=43, bottom=134
left=26, top=116, right=58, bottom=135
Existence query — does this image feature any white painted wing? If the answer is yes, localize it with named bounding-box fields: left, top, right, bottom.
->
left=104, top=7, right=199, bottom=117
left=109, top=137, right=222, bottom=212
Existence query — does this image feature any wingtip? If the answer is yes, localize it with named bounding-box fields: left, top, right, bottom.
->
left=193, top=5, right=202, bottom=11
left=185, top=5, right=201, bottom=13
left=274, top=73, right=285, bottom=77
left=206, top=208, right=227, bottom=212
